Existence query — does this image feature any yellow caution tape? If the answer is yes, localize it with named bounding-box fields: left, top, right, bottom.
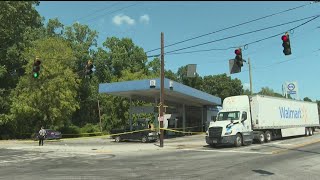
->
left=159, top=128, right=205, bottom=134
left=20, top=126, right=206, bottom=139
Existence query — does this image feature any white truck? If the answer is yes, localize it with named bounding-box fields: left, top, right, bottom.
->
left=205, top=95, right=320, bottom=147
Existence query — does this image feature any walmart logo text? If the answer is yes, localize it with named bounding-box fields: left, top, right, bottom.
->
left=279, top=107, right=302, bottom=119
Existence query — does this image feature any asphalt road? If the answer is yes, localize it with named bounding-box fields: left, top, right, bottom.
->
left=1, top=134, right=320, bottom=180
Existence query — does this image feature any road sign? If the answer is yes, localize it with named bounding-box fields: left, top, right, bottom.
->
left=187, top=64, right=197, bottom=77
left=286, top=82, right=298, bottom=95
left=229, top=59, right=241, bottom=74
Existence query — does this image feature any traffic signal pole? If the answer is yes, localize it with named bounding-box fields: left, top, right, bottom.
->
left=160, top=32, right=164, bottom=147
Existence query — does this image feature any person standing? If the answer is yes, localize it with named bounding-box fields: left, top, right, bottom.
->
left=38, top=126, right=46, bottom=146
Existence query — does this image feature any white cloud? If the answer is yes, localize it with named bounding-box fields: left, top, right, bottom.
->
left=112, top=14, right=135, bottom=26
left=139, top=14, right=150, bottom=24
left=243, top=83, right=250, bottom=90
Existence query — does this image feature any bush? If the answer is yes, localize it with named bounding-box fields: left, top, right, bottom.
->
left=58, top=125, right=81, bottom=138
left=80, top=123, right=101, bottom=136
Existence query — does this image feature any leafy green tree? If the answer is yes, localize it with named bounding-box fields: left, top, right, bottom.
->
left=63, top=22, right=99, bottom=127
left=202, top=73, right=243, bottom=100
left=242, top=89, right=252, bottom=96
left=102, top=37, right=148, bottom=78
left=147, top=57, right=160, bottom=76
left=176, top=65, right=203, bottom=90
left=303, top=97, right=312, bottom=102
left=10, top=37, right=80, bottom=134
left=0, top=1, right=43, bottom=125
left=258, top=87, right=284, bottom=98
left=46, top=18, right=64, bottom=37
left=165, top=70, right=178, bottom=81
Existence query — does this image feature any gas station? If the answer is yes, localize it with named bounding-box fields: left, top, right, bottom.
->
left=99, top=78, right=221, bottom=135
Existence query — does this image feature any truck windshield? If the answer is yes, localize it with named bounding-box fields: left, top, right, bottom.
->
left=217, top=111, right=240, bottom=121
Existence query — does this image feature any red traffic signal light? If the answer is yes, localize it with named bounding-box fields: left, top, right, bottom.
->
left=281, top=33, right=291, bottom=55
left=235, top=49, right=241, bottom=55
left=281, top=35, right=288, bottom=42
left=234, top=48, right=243, bottom=67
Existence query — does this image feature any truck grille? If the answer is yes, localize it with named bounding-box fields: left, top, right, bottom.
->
left=208, top=127, right=222, bottom=138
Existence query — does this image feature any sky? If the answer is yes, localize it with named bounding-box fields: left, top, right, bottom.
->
left=35, top=1, right=320, bottom=101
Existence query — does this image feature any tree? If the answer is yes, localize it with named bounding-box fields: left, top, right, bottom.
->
left=176, top=65, right=203, bottom=90
left=0, top=1, right=43, bottom=125
left=303, top=97, right=312, bottom=102
left=46, top=18, right=64, bottom=37
left=258, top=87, right=284, bottom=98
left=102, top=37, right=148, bottom=78
left=202, top=73, right=243, bottom=101
left=10, top=37, right=80, bottom=134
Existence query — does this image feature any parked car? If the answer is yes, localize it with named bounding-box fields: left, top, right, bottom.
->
left=110, top=119, right=158, bottom=143
left=33, top=129, right=62, bottom=140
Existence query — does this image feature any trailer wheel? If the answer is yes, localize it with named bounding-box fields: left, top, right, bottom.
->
left=234, top=133, right=242, bottom=147
left=264, top=131, right=272, bottom=143
left=258, top=132, right=265, bottom=144
left=115, top=136, right=121, bottom=143
left=309, top=128, right=313, bottom=136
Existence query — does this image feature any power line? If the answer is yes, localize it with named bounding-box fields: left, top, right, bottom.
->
left=73, top=2, right=121, bottom=22
left=164, top=26, right=318, bottom=57
left=149, top=15, right=320, bottom=56
left=82, top=2, right=141, bottom=24
left=145, top=2, right=315, bottom=53
left=242, top=49, right=320, bottom=72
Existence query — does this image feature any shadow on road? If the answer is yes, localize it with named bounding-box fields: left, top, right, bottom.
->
left=252, top=169, right=275, bottom=176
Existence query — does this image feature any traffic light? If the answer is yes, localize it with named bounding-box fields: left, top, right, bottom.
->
left=235, top=48, right=243, bottom=67
left=85, top=60, right=93, bottom=77
left=32, top=57, right=41, bottom=78
left=282, top=33, right=291, bottom=55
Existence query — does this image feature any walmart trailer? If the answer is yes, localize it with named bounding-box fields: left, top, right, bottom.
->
left=206, top=95, right=320, bottom=147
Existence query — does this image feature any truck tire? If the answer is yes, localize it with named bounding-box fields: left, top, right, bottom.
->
left=264, top=131, right=272, bottom=143
left=141, top=136, right=148, bottom=143
left=305, top=128, right=310, bottom=136
left=309, top=128, right=313, bottom=136
left=209, top=143, right=217, bottom=148
left=115, top=136, right=121, bottom=143
left=234, top=133, right=242, bottom=147
left=258, top=132, right=265, bottom=144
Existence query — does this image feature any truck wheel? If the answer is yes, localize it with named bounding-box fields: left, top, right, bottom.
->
left=115, top=136, right=121, bottom=142
left=305, top=128, right=310, bottom=136
left=234, top=133, right=242, bottom=147
left=309, top=128, right=313, bottom=136
left=209, top=143, right=217, bottom=148
left=264, top=131, right=272, bottom=143
left=141, top=136, right=148, bottom=143
left=258, top=132, right=265, bottom=144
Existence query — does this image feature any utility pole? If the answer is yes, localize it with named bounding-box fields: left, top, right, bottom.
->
left=248, top=58, right=253, bottom=95
left=160, top=32, right=164, bottom=148
left=97, top=100, right=102, bottom=133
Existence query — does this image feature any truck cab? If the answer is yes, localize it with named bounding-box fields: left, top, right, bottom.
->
left=206, top=95, right=253, bottom=147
